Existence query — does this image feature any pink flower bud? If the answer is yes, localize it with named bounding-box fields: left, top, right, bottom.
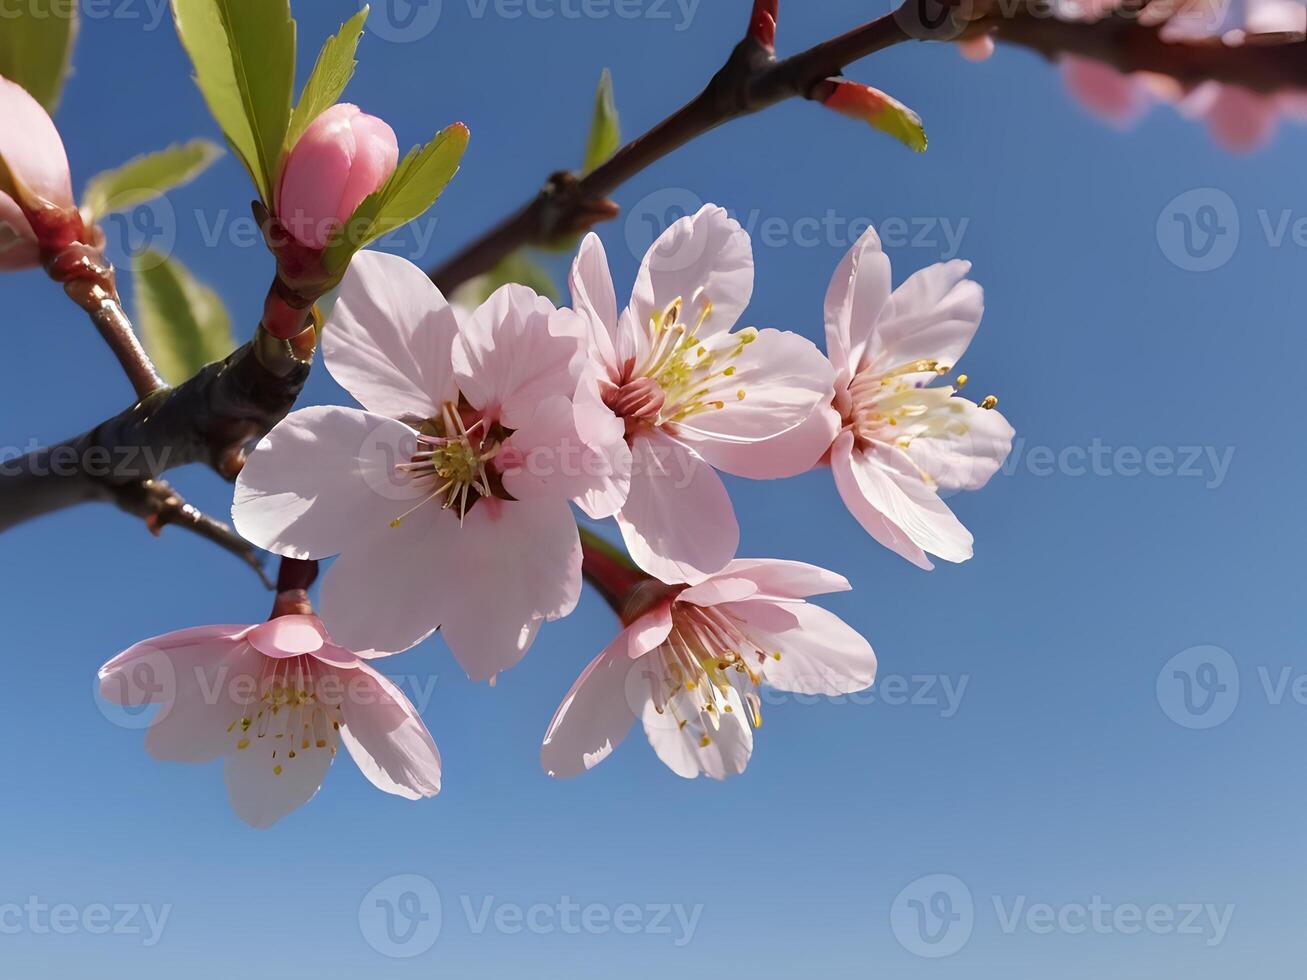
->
left=276, top=103, right=399, bottom=251
left=0, top=74, right=77, bottom=261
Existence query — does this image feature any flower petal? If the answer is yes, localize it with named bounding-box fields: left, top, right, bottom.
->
left=672, top=328, right=836, bottom=459
left=338, top=663, right=442, bottom=800
left=866, top=260, right=984, bottom=375
left=319, top=504, right=459, bottom=656
left=233, top=408, right=425, bottom=560
left=540, top=609, right=672, bottom=779
left=454, top=284, right=585, bottom=430
left=830, top=432, right=972, bottom=568
left=572, top=376, right=633, bottom=519
left=223, top=725, right=337, bottom=829
left=322, top=250, right=460, bottom=419
left=616, top=429, right=738, bottom=584
left=826, top=226, right=892, bottom=381
left=570, top=232, right=620, bottom=377
left=642, top=685, right=753, bottom=780
left=717, top=558, right=851, bottom=600
left=629, top=204, right=753, bottom=343
left=902, top=398, right=1014, bottom=491
left=747, top=602, right=877, bottom=697
left=437, top=497, right=582, bottom=681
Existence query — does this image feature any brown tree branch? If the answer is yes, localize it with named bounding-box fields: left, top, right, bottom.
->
left=430, top=2, right=1307, bottom=295
left=979, top=7, right=1307, bottom=93
left=0, top=331, right=311, bottom=532
left=113, top=479, right=273, bottom=587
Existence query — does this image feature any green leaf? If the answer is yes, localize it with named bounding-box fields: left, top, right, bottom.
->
left=133, top=251, right=237, bottom=385
left=451, top=252, right=559, bottom=309
left=0, top=2, right=78, bottom=110
left=82, top=139, right=223, bottom=222
left=171, top=0, right=296, bottom=203
left=323, top=123, right=469, bottom=274
left=285, top=6, right=369, bottom=154
left=581, top=68, right=620, bottom=176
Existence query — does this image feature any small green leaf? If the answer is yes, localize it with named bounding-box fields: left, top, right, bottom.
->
left=286, top=7, right=369, bottom=154
left=0, top=3, right=78, bottom=110
left=581, top=68, right=620, bottom=176
left=82, top=139, right=223, bottom=222
left=451, top=252, right=560, bottom=309
left=323, top=122, right=469, bottom=274
left=133, top=251, right=237, bottom=385
left=172, top=0, right=296, bottom=203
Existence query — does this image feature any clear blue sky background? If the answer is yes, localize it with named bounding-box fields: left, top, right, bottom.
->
left=2, top=1, right=1304, bottom=976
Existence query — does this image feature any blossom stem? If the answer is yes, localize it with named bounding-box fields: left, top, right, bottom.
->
left=43, top=241, right=166, bottom=401
left=579, top=527, right=674, bottom=625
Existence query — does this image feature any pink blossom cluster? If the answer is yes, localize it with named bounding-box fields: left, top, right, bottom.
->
left=102, top=203, right=1012, bottom=826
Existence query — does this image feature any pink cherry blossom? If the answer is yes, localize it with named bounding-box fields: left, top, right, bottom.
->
left=276, top=103, right=399, bottom=250
left=811, top=226, right=1014, bottom=570
left=234, top=251, right=615, bottom=681
left=568, top=206, right=836, bottom=585
left=541, top=558, right=875, bottom=780
left=0, top=74, right=76, bottom=263
left=98, top=615, right=441, bottom=829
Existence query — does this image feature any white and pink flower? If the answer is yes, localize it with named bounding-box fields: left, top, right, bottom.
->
left=803, top=226, right=1014, bottom=569
left=569, top=205, right=836, bottom=584
left=234, top=251, right=617, bottom=680
left=98, top=615, right=441, bottom=829
left=541, top=558, right=876, bottom=780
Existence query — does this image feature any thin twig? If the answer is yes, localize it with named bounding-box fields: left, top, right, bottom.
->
left=111, top=479, right=273, bottom=588
left=45, top=242, right=167, bottom=400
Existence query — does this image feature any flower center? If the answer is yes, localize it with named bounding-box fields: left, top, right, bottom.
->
left=626, top=296, right=756, bottom=428
left=227, top=654, right=342, bottom=776
left=844, top=359, right=1000, bottom=478
left=391, top=402, right=502, bottom=526
left=645, top=604, right=777, bottom=747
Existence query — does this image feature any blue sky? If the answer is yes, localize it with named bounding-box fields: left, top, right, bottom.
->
left=2, top=1, right=1305, bottom=976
